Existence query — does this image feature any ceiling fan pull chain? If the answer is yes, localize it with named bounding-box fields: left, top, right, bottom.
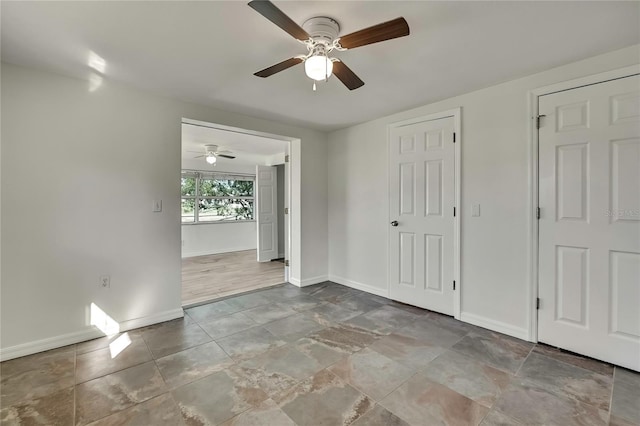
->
left=325, top=58, right=328, bottom=82
left=312, top=81, right=317, bottom=91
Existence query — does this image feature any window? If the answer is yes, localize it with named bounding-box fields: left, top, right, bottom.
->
left=181, top=171, right=254, bottom=223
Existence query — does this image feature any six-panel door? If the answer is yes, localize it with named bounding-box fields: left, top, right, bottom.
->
left=538, top=75, right=640, bottom=371
left=256, top=165, right=278, bottom=262
left=389, top=117, right=456, bottom=315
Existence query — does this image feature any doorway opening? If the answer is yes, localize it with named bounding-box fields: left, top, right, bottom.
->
left=180, top=118, right=294, bottom=307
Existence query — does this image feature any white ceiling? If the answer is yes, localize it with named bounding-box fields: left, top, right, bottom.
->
left=182, top=122, right=287, bottom=166
left=2, top=1, right=639, bottom=131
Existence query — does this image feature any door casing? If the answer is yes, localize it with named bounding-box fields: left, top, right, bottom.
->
left=527, top=64, right=640, bottom=342
left=387, top=108, right=462, bottom=319
left=181, top=117, right=297, bottom=284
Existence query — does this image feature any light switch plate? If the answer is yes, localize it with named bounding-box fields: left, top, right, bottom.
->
left=472, top=204, right=481, bottom=217
left=153, top=200, right=162, bottom=212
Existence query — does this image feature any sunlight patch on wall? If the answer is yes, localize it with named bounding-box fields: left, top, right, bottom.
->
left=90, top=302, right=120, bottom=335
left=88, top=51, right=106, bottom=92
left=90, top=303, right=132, bottom=358
left=88, top=51, right=106, bottom=74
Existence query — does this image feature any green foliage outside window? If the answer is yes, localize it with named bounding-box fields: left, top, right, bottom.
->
left=181, top=177, right=196, bottom=196
left=199, top=179, right=253, bottom=197
left=181, top=173, right=254, bottom=223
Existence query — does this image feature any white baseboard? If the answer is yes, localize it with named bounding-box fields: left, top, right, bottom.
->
left=460, top=312, right=530, bottom=341
left=118, top=308, right=184, bottom=332
left=0, top=308, right=184, bottom=361
left=289, top=275, right=329, bottom=288
left=329, top=275, right=389, bottom=298
left=0, top=328, right=103, bottom=362
left=182, top=246, right=256, bottom=258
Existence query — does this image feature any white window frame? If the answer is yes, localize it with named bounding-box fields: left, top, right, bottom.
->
left=181, top=170, right=256, bottom=224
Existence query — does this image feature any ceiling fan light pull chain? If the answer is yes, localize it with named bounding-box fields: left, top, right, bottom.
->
left=325, top=58, right=328, bottom=82
left=313, top=82, right=317, bottom=91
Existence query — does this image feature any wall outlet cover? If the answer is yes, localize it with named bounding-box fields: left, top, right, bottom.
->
left=99, top=275, right=110, bottom=288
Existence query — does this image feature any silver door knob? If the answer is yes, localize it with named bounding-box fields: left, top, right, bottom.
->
left=391, top=221, right=399, bottom=227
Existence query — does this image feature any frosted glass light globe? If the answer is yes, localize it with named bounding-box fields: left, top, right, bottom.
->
left=305, top=55, right=333, bottom=81
left=206, top=154, right=217, bottom=164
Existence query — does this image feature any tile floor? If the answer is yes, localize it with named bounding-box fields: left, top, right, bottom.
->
left=1, top=282, right=639, bottom=426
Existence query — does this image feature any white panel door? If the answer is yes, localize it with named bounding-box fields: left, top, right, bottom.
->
left=256, top=165, right=278, bottom=262
left=538, top=74, right=640, bottom=371
left=389, top=117, right=455, bottom=315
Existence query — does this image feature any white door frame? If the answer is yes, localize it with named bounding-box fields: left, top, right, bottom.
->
left=527, top=64, right=640, bottom=342
left=181, top=117, right=300, bottom=285
left=387, top=107, right=462, bottom=319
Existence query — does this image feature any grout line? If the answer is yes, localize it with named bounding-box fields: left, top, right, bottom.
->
left=514, top=343, right=536, bottom=377
left=166, top=392, right=188, bottom=425
left=608, top=366, right=616, bottom=422
left=376, top=370, right=421, bottom=421
left=73, top=344, right=77, bottom=426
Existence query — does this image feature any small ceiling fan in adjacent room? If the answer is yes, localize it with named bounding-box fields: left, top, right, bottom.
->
left=190, top=144, right=236, bottom=164
left=249, top=0, right=410, bottom=90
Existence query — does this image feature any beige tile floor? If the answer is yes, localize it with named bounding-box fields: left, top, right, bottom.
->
left=1, top=282, right=639, bottom=425
left=181, top=250, right=285, bottom=306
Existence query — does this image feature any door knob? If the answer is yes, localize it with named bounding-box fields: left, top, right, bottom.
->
left=391, top=221, right=399, bottom=227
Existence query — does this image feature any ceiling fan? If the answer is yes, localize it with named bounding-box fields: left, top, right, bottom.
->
left=191, top=144, right=236, bottom=164
left=249, top=0, right=410, bottom=90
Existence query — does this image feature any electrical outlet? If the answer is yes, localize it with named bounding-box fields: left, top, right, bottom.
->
left=100, top=275, right=110, bottom=288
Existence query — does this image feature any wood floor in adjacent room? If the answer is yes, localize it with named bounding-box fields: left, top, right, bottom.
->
left=181, top=249, right=285, bottom=306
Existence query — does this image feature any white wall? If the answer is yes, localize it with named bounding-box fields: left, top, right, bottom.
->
left=182, top=222, right=256, bottom=258
left=328, top=45, right=640, bottom=340
left=0, top=63, right=328, bottom=358
left=180, top=159, right=257, bottom=258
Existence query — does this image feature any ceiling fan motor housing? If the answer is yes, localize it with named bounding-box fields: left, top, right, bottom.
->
left=204, top=144, right=218, bottom=154
left=303, top=17, right=340, bottom=45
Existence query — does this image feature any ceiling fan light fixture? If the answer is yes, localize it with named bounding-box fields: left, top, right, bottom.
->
left=305, top=55, right=333, bottom=81
left=206, top=153, right=217, bottom=164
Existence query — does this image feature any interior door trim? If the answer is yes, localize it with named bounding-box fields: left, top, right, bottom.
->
left=387, top=107, right=462, bottom=319
left=527, top=64, right=640, bottom=343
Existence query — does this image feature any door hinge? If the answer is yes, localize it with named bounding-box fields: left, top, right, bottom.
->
left=285, top=260, right=289, bottom=267
left=536, top=114, right=546, bottom=129
left=453, top=280, right=456, bottom=291
left=453, top=207, right=456, bottom=217
left=284, top=207, right=289, bottom=214
left=453, top=132, right=456, bottom=143
left=536, top=298, right=541, bottom=310
left=536, top=207, right=541, bottom=220
left=285, top=155, right=289, bottom=163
